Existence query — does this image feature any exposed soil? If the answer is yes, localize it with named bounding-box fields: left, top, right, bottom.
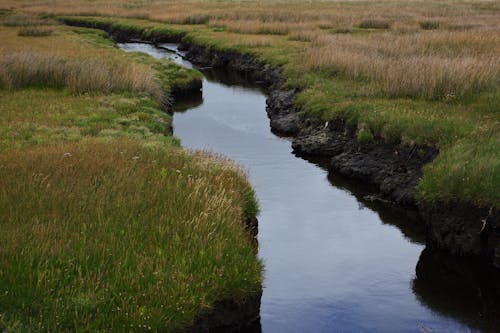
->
left=182, top=293, right=262, bottom=333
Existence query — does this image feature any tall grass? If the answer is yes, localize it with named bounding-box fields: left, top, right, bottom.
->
left=208, top=19, right=293, bottom=35
left=0, top=52, right=162, bottom=98
left=304, top=31, right=500, bottom=99
left=0, top=139, right=261, bottom=332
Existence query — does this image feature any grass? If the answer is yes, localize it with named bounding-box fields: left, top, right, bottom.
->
left=0, top=13, right=262, bottom=332
left=358, top=19, right=391, bottom=30
left=0, top=139, right=261, bottom=332
left=17, top=27, right=53, bottom=36
left=303, top=32, right=500, bottom=99
left=0, top=89, right=176, bottom=152
left=0, top=52, right=162, bottom=97
left=52, top=12, right=499, bottom=207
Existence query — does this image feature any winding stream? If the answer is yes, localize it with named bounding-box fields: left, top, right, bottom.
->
left=119, top=43, right=499, bottom=333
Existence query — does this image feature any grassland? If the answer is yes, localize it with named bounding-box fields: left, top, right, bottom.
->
left=33, top=0, right=500, bottom=208
left=0, top=13, right=262, bottom=332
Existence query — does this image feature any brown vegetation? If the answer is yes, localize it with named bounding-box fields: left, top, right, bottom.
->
left=4, top=0, right=499, bottom=99
left=0, top=51, right=161, bottom=97
left=303, top=30, right=500, bottom=99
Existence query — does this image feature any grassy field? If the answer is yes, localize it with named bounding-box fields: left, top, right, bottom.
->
left=33, top=0, right=500, bottom=208
left=0, top=13, right=262, bottom=332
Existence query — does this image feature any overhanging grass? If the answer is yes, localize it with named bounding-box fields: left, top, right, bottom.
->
left=0, top=140, right=262, bottom=332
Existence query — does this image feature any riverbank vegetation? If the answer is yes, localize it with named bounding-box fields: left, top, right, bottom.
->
left=26, top=0, right=498, bottom=208
left=0, top=13, right=262, bottom=332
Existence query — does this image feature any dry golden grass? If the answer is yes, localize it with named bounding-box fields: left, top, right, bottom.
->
left=4, top=0, right=498, bottom=99
left=304, top=30, right=500, bottom=99
left=208, top=19, right=295, bottom=35
left=17, top=27, right=53, bottom=36
left=288, top=28, right=322, bottom=42
left=0, top=23, right=164, bottom=98
left=0, top=51, right=161, bottom=97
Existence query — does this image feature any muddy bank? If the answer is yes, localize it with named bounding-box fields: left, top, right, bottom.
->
left=60, top=18, right=500, bottom=267
left=183, top=293, right=262, bottom=333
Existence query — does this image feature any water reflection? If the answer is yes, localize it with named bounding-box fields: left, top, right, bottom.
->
left=173, top=91, right=203, bottom=113
left=414, top=248, right=500, bottom=333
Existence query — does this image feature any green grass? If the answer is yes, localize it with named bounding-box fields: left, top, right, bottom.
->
left=0, top=89, right=176, bottom=152
left=0, top=140, right=262, bottom=332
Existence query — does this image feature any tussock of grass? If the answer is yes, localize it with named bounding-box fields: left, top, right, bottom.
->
left=0, top=12, right=54, bottom=26
left=419, top=21, right=441, bottom=30
left=358, top=19, right=391, bottom=30
left=0, top=51, right=162, bottom=98
left=288, top=29, right=321, bottom=42
left=17, top=27, right=53, bottom=36
left=208, top=19, right=293, bottom=35
left=0, top=140, right=262, bottom=332
left=181, top=14, right=210, bottom=25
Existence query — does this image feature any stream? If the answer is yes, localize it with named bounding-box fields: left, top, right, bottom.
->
left=118, top=42, right=500, bottom=333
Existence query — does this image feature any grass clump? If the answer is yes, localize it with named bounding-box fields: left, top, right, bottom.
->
left=182, top=14, right=210, bottom=25
left=0, top=12, right=54, bottom=26
left=419, top=21, right=440, bottom=30
left=17, top=27, right=53, bottom=36
left=358, top=19, right=391, bottom=30
left=0, top=140, right=262, bottom=332
left=357, top=125, right=374, bottom=144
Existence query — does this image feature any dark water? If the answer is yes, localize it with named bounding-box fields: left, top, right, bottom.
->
left=118, top=43, right=500, bottom=333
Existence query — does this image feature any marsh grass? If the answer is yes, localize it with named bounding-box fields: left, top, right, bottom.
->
left=358, top=19, right=391, bottom=30
left=0, top=139, right=262, bottom=332
left=0, top=89, right=175, bottom=151
left=208, top=19, right=293, bottom=35
left=0, top=12, right=54, bottom=26
left=419, top=21, right=441, bottom=30
left=304, top=31, right=500, bottom=99
left=17, top=27, right=53, bottom=36
left=0, top=52, right=162, bottom=97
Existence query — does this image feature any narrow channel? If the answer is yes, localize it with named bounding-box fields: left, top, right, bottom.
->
left=119, top=43, right=499, bottom=333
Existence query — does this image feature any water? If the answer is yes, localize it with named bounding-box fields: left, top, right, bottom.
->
left=119, top=43, right=500, bottom=333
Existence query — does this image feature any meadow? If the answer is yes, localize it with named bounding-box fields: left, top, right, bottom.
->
left=0, top=13, right=261, bottom=332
